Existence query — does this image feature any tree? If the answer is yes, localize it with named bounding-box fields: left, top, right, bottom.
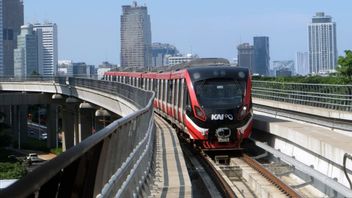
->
left=337, top=50, right=352, bottom=80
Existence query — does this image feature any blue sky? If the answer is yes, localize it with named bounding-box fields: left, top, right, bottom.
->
left=24, top=0, right=352, bottom=66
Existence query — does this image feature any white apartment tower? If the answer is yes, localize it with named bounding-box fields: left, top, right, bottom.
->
left=33, top=23, right=58, bottom=76
left=120, top=2, right=152, bottom=69
left=295, top=52, right=309, bottom=76
left=308, top=12, right=337, bottom=74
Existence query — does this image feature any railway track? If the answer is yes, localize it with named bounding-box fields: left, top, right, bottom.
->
left=177, top=132, right=304, bottom=197
left=158, top=116, right=350, bottom=197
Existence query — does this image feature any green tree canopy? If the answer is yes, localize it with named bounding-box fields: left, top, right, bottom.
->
left=337, top=50, right=352, bottom=80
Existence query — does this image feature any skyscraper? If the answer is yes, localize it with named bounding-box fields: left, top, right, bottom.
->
left=121, top=2, right=152, bottom=69
left=253, top=36, right=270, bottom=76
left=237, top=43, right=254, bottom=71
left=308, top=12, right=337, bottom=74
left=14, top=24, right=40, bottom=77
left=2, top=0, right=24, bottom=76
left=33, top=23, right=58, bottom=76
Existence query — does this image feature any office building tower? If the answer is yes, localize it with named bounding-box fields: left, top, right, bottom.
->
left=237, top=43, right=254, bottom=71
left=14, top=24, right=41, bottom=77
left=253, top=36, right=270, bottom=76
left=67, top=62, right=96, bottom=78
left=33, top=23, right=58, bottom=76
left=308, top=12, right=337, bottom=74
left=295, top=52, right=309, bottom=76
left=2, top=0, right=24, bottom=76
left=121, top=2, right=152, bottom=68
left=152, top=42, right=178, bottom=67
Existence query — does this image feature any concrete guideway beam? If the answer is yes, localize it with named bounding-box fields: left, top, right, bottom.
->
left=0, top=81, right=138, bottom=117
left=253, top=98, right=352, bottom=121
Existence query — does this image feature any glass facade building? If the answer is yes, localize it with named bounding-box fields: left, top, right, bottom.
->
left=237, top=43, right=254, bottom=71
left=253, top=36, right=270, bottom=76
left=14, top=24, right=40, bottom=77
left=33, top=23, right=58, bottom=76
left=2, top=0, right=24, bottom=76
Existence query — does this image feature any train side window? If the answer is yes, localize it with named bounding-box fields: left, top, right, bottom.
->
left=159, top=79, right=163, bottom=100
left=155, top=79, right=159, bottom=99
left=178, top=79, right=182, bottom=108
left=113, top=76, right=116, bottom=81
left=167, top=80, right=173, bottom=103
left=163, top=80, right=167, bottom=102
left=173, top=79, right=177, bottom=106
left=184, top=81, right=191, bottom=109
left=163, top=79, right=166, bottom=101
left=153, top=79, right=156, bottom=91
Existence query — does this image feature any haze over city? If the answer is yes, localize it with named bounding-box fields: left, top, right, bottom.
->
left=24, top=0, right=351, bottom=66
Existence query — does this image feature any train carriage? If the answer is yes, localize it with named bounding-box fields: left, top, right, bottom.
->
left=104, top=62, right=253, bottom=150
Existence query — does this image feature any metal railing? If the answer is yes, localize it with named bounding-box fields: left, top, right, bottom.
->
left=0, top=78, right=155, bottom=197
left=252, top=80, right=352, bottom=111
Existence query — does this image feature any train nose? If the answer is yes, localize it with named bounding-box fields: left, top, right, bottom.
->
left=215, top=128, right=231, bottom=142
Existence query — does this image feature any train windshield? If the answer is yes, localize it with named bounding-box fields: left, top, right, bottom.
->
left=194, top=78, right=246, bottom=108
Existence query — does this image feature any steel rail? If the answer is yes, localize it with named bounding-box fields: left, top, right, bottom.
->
left=251, top=139, right=352, bottom=198
left=242, top=154, right=302, bottom=198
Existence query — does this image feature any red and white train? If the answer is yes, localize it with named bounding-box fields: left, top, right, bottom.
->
left=104, top=63, right=253, bottom=150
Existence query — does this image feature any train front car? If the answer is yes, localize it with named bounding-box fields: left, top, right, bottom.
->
left=184, top=66, right=253, bottom=151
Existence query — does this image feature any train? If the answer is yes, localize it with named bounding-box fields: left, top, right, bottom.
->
left=104, top=59, right=253, bottom=151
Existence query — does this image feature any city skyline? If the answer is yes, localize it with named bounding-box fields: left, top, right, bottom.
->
left=24, top=1, right=352, bottom=66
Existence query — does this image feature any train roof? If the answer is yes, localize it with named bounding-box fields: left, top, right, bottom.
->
left=187, top=66, right=250, bottom=82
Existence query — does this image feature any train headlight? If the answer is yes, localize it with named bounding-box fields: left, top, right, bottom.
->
left=238, top=105, right=248, bottom=120
left=194, top=106, right=206, bottom=121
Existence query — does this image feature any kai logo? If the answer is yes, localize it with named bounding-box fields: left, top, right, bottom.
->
left=211, top=114, right=234, bottom=121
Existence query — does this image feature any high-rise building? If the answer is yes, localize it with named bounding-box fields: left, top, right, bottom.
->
left=33, top=23, right=58, bottom=76
left=308, top=12, right=337, bottom=74
left=295, top=52, right=309, bottom=76
left=253, top=36, right=270, bottom=76
left=14, top=24, right=41, bottom=77
left=152, top=42, right=178, bottom=67
left=2, top=0, right=24, bottom=76
left=67, top=62, right=96, bottom=78
left=121, top=2, right=152, bottom=69
left=237, top=43, right=254, bottom=71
